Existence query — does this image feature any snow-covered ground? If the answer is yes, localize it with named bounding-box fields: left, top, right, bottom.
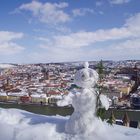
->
left=0, top=108, right=140, bottom=140
left=0, top=64, right=15, bottom=69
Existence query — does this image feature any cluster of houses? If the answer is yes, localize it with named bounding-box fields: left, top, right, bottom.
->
left=0, top=63, right=74, bottom=105
left=130, top=86, right=140, bottom=109
left=0, top=60, right=139, bottom=108
left=0, top=92, right=59, bottom=105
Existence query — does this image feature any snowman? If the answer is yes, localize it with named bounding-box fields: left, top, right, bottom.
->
left=58, top=62, right=109, bottom=134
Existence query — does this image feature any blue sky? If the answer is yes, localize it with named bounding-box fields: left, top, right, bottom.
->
left=0, top=0, right=140, bottom=63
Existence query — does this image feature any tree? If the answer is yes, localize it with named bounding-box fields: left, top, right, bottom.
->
left=107, top=111, right=116, bottom=125
left=96, top=60, right=109, bottom=120
left=97, top=60, right=104, bottom=82
left=97, top=107, right=106, bottom=121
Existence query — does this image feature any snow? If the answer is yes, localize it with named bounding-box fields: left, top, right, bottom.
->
left=57, top=92, right=74, bottom=106
left=7, top=91, right=28, bottom=97
left=0, top=108, right=66, bottom=140
left=74, top=62, right=98, bottom=88
left=30, top=94, right=46, bottom=98
left=65, top=88, right=99, bottom=134
left=0, top=92, right=7, bottom=96
left=0, top=64, right=15, bottom=69
left=64, top=62, right=110, bottom=134
left=0, top=108, right=140, bottom=140
left=0, top=62, right=140, bottom=140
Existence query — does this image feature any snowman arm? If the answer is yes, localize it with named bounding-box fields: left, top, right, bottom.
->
left=99, top=94, right=109, bottom=110
left=57, top=92, right=74, bottom=106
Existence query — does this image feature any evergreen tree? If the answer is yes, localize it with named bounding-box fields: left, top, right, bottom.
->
left=97, top=108, right=106, bottom=121
left=96, top=60, right=108, bottom=121
left=97, top=60, right=104, bottom=82
left=107, top=111, right=116, bottom=125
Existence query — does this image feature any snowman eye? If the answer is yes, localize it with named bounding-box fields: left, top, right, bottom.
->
left=81, top=74, right=85, bottom=80
left=82, top=74, right=85, bottom=78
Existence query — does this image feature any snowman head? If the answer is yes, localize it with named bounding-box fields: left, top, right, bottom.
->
left=74, top=62, right=99, bottom=88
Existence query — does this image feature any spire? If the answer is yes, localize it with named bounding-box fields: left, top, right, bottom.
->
left=122, top=112, right=130, bottom=127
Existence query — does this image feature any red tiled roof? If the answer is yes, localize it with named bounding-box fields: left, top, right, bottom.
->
left=48, top=91, right=61, bottom=95
left=46, top=84, right=61, bottom=87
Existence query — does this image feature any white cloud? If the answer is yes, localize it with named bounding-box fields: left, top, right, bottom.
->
left=125, top=13, right=140, bottom=36
left=37, top=37, right=50, bottom=42
left=115, top=39, right=140, bottom=50
left=0, top=42, right=24, bottom=55
left=96, top=1, right=103, bottom=6
left=0, top=31, right=23, bottom=43
left=0, top=31, right=24, bottom=55
left=30, top=37, right=140, bottom=62
left=55, top=26, right=71, bottom=33
left=72, top=8, right=94, bottom=17
left=39, top=12, right=140, bottom=49
left=99, top=11, right=104, bottom=15
left=39, top=27, right=131, bottom=49
left=88, top=38, right=140, bottom=60
left=33, top=12, right=140, bottom=62
left=28, top=48, right=84, bottom=63
left=109, top=0, right=131, bottom=5
left=19, top=1, right=70, bottom=24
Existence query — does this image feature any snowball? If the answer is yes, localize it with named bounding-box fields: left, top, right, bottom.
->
left=83, top=61, right=89, bottom=69
left=74, top=67, right=99, bottom=88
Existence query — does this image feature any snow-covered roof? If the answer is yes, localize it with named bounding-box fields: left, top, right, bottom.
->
left=30, top=94, right=46, bottom=98
left=8, top=91, right=28, bottom=96
left=0, top=92, right=7, bottom=96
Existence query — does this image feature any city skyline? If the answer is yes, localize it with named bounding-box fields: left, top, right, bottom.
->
left=0, top=0, right=140, bottom=63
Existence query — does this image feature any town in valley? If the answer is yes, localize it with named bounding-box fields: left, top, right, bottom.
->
left=0, top=60, right=140, bottom=108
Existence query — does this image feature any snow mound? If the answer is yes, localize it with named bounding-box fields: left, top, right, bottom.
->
left=0, top=108, right=140, bottom=140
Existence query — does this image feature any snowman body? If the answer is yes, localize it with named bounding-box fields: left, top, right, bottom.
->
left=65, top=62, right=100, bottom=134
